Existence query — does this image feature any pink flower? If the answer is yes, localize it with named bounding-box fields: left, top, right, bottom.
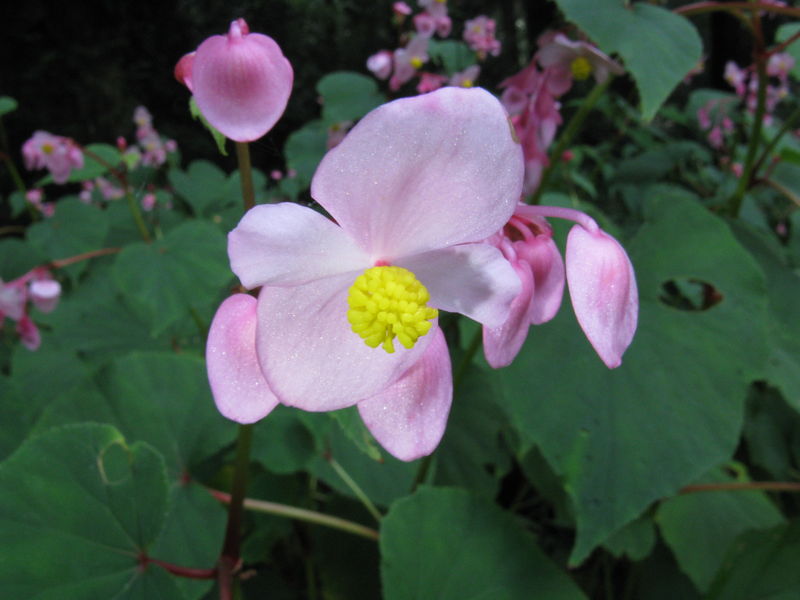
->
left=393, top=1, right=412, bottom=16
left=0, top=280, right=26, bottom=321
left=484, top=205, right=637, bottom=369
left=463, top=16, right=501, bottom=58
left=449, top=65, right=480, bottom=88
left=367, top=50, right=394, bottom=80
left=22, top=131, right=84, bottom=184
left=176, top=18, right=293, bottom=142
left=416, top=0, right=451, bottom=37
left=270, top=169, right=283, bottom=180
left=208, top=87, right=523, bottom=460
left=390, top=35, right=429, bottom=91
left=25, top=188, right=43, bottom=206
left=29, top=279, right=61, bottom=313
left=16, top=315, right=40, bottom=351
left=724, top=61, right=747, bottom=96
left=417, top=72, right=447, bottom=93
left=141, top=193, right=157, bottom=212
left=537, top=33, right=624, bottom=87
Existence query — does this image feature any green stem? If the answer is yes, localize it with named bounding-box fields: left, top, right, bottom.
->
left=236, top=142, right=255, bottom=211
left=750, top=104, right=800, bottom=179
left=729, top=21, right=769, bottom=217
left=328, top=457, right=383, bottom=522
left=218, top=424, right=253, bottom=600
left=530, top=77, right=612, bottom=205
left=760, top=177, right=800, bottom=208
left=125, top=190, right=152, bottom=243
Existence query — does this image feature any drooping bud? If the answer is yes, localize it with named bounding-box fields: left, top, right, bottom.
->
left=29, top=279, right=61, bottom=314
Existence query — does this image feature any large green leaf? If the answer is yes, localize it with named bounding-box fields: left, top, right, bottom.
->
left=0, top=424, right=180, bottom=599
left=553, top=0, right=702, bottom=120
left=380, top=487, right=586, bottom=599
left=113, top=220, right=231, bottom=335
left=656, top=468, right=784, bottom=592
left=35, top=351, right=234, bottom=479
left=284, top=119, right=328, bottom=187
left=0, top=238, right=46, bottom=280
left=498, top=194, right=768, bottom=564
left=316, top=71, right=385, bottom=124
left=26, top=198, right=110, bottom=280
left=708, top=520, right=800, bottom=599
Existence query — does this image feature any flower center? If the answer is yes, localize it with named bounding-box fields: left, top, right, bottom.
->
left=347, top=266, right=438, bottom=354
left=461, top=79, right=474, bottom=88
left=41, top=143, right=54, bottom=155
left=410, top=56, right=424, bottom=69
left=570, top=56, right=592, bottom=81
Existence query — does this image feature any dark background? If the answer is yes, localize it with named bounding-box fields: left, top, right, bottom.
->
left=0, top=0, right=754, bottom=191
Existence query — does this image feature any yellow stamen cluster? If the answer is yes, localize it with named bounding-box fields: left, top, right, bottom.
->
left=461, top=79, right=474, bottom=88
left=570, top=56, right=592, bottom=81
left=347, top=266, right=438, bottom=354
left=410, top=56, right=424, bottom=70
left=41, top=143, right=54, bottom=155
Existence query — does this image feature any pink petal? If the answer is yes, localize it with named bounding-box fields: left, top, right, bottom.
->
left=483, top=260, right=536, bottom=368
left=29, top=279, right=61, bottom=314
left=174, top=52, right=196, bottom=91
left=397, top=244, right=520, bottom=328
left=515, top=235, right=564, bottom=325
left=17, top=315, right=40, bottom=351
left=256, top=273, right=433, bottom=411
left=566, top=225, right=638, bottom=368
left=192, top=20, right=293, bottom=142
left=206, top=294, right=279, bottom=423
left=357, top=327, right=452, bottom=461
left=228, top=203, right=369, bottom=289
left=310, top=87, right=524, bottom=259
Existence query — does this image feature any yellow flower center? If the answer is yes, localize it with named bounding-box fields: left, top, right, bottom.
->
left=570, top=56, right=592, bottom=81
left=410, top=56, right=424, bottom=69
left=41, top=143, right=54, bottom=155
left=461, top=79, right=474, bottom=88
left=347, top=266, right=438, bottom=354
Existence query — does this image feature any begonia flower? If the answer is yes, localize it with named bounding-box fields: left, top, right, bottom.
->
left=367, top=50, right=394, bottom=80
left=449, top=65, right=480, bottom=88
left=537, top=33, right=624, bottom=87
left=0, top=280, right=26, bottom=321
left=417, top=0, right=451, bottom=37
left=417, top=72, right=447, bottom=94
left=209, top=87, right=523, bottom=460
left=391, top=35, right=429, bottom=91
left=483, top=204, right=637, bottom=369
left=176, top=18, right=293, bottom=142
left=463, top=16, right=501, bottom=58
left=22, top=131, right=84, bottom=184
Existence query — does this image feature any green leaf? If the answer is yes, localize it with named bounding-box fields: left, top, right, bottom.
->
left=331, top=406, right=383, bottom=461
left=251, top=405, right=319, bottom=474
left=284, top=119, right=328, bottom=187
left=498, top=194, right=769, bottom=565
left=190, top=96, right=227, bottom=156
left=0, top=238, right=46, bottom=280
left=0, top=95, right=18, bottom=116
left=113, top=220, right=231, bottom=335
left=39, top=143, right=122, bottom=184
left=381, top=487, right=587, bottom=599
left=744, top=386, right=800, bottom=480
left=0, top=376, right=28, bottom=460
left=316, top=71, right=385, bottom=124
left=603, top=514, right=656, bottom=561
left=26, top=198, right=110, bottom=280
left=708, top=520, right=800, bottom=599
left=777, top=24, right=800, bottom=80
left=656, top=468, right=784, bottom=592
left=168, top=160, right=244, bottom=217
left=36, top=352, right=234, bottom=479
left=553, top=0, right=702, bottom=120
left=0, top=424, right=176, bottom=599
left=427, top=40, right=475, bottom=75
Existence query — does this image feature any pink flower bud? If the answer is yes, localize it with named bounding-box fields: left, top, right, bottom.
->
left=0, top=280, right=26, bottom=321
left=141, top=193, right=157, bottom=212
left=16, top=315, right=41, bottom=351
left=178, top=19, right=293, bottom=142
left=566, top=225, right=638, bottom=368
left=29, top=279, right=61, bottom=313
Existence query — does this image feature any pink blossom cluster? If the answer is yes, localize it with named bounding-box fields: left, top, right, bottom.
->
left=500, top=31, right=623, bottom=194
left=724, top=53, right=795, bottom=124
left=78, top=176, right=125, bottom=205
left=367, top=1, right=496, bottom=92
left=24, top=188, right=56, bottom=217
left=0, top=268, right=61, bottom=351
left=130, top=106, right=178, bottom=168
left=463, top=16, right=501, bottom=59
left=22, top=131, right=84, bottom=184
left=697, top=98, right=735, bottom=150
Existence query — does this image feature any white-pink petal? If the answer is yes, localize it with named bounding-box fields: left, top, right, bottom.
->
left=29, top=279, right=61, bottom=314
left=310, top=87, right=523, bottom=259
left=397, top=243, right=521, bottom=328
left=206, top=294, right=279, bottom=423
left=357, top=327, right=452, bottom=461
left=256, top=274, right=433, bottom=411
left=515, top=235, right=564, bottom=325
left=483, top=260, right=536, bottom=369
left=566, top=226, right=638, bottom=369
left=228, top=203, right=369, bottom=289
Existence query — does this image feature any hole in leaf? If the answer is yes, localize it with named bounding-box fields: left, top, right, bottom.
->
left=97, top=440, right=132, bottom=486
left=659, top=278, right=723, bottom=311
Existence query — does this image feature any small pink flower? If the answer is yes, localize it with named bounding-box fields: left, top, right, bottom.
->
left=177, top=18, right=293, bottom=142
left=463, top=16, right=501, bottom=58
left=25, top=188, right=43, bottom=206
left=449, top=65, right=480, bottom=88
left=17, top=315, right=41, bottom=351
left=724, top=61, right=747, bottom=96
left=22, top=131, right=84, bottom=184
left=141, top=193, right=157, bottom=212
left=417, top=72, right=447, bottom=94
left=0, top=280, right=26, bottom=321
left=537, top=33, right=624, bottom=86
left=367, top=50, right=394, bottom=80
left=417, top=0, right=451, bottom=37
left=393, top=1, right=412, bottom=16
left=390, top=35, right=429, bottom=91
left=326, top=121, right=353, bottom=150
left=29, top=279, right=61, bottom=313
left=270, top=169, right=283, bottom=180
left=210, top=87, right=524, bottom=460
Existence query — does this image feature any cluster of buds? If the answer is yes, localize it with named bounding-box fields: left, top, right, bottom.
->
left=129, top=106, right=178, bottom=168
left=24, top=188, right=55, bottom=217
left=367, top=1, right=498, bottom=93
left=697, top=98, right=736, bottom=150
left=484, top=204, right=637, bottom=370
left=0, top=268, right=62, bottom=351
left=725, top=53, right=795, bottom=124
left=22, top=131, right=84, bottom=184
left=501, top=31, right=623, bottom=194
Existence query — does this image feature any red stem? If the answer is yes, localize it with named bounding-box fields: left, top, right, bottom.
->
left=139, top=554, right=217, bottom=580
left=49, top=247, right=121, bottom=269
